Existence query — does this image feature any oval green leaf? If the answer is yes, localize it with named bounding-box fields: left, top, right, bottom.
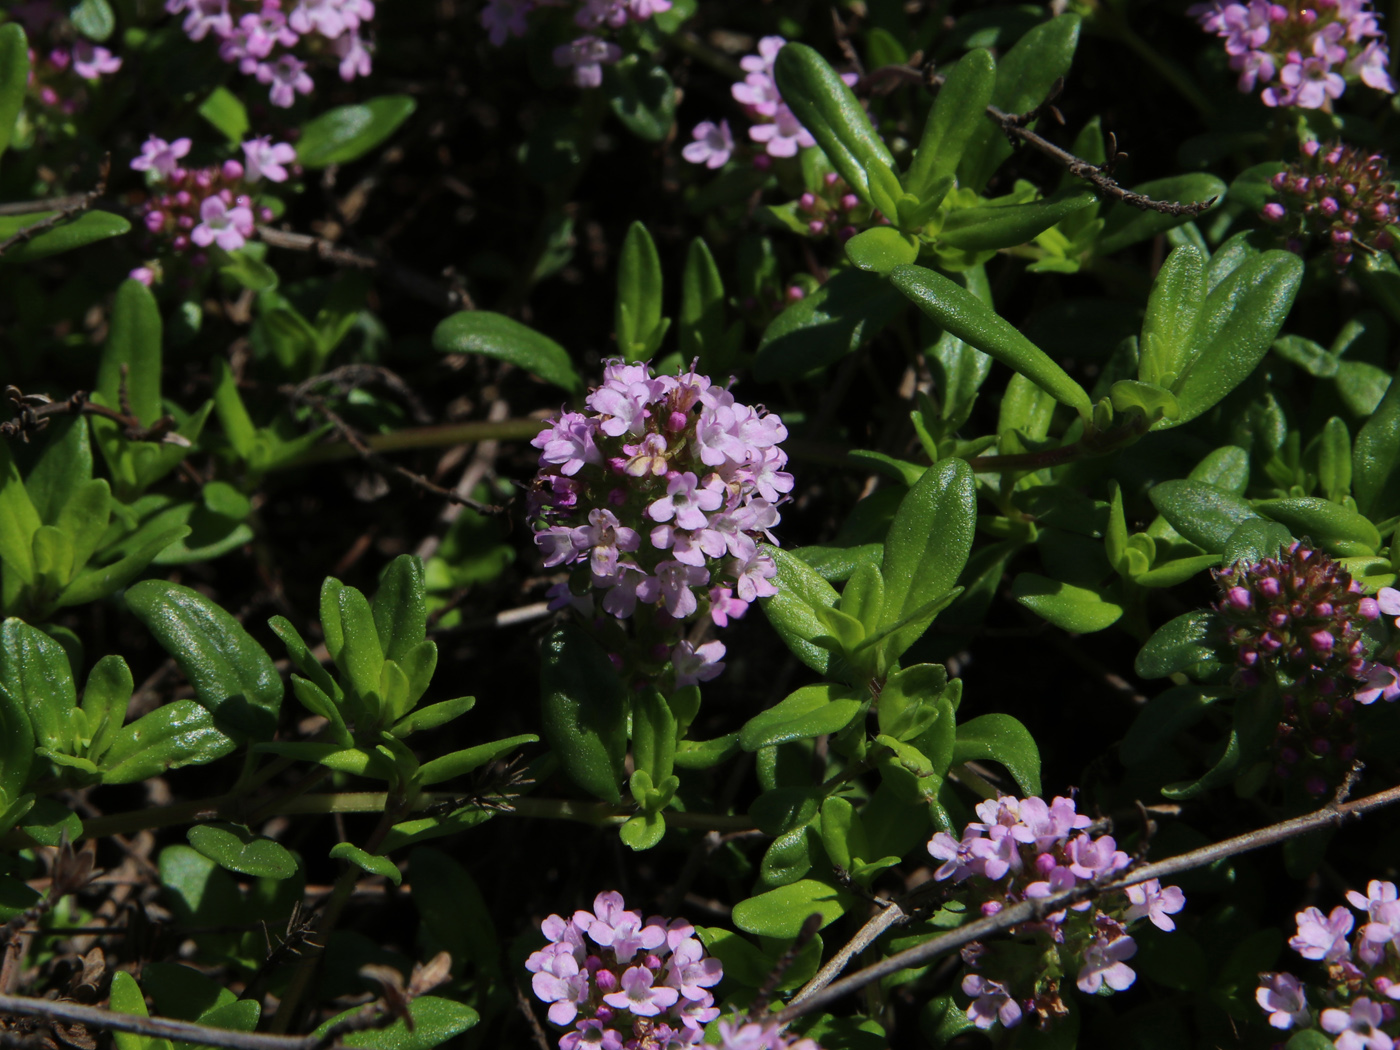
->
left=296, top=95, right=417, bottom=169
left=187, top=823, right=297, bottom=880
left=432, top=311, right=580, bottom=393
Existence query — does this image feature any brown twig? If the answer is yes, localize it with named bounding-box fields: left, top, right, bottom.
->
left=283, top=367, right=505, bottom=514
left=0, top=156, right=112, bottom=257
left=0, top=386, right=189, bottom=447
left=772, top=777, right=1400, bottom=1024
left=256, top=226, right=473, bottom=312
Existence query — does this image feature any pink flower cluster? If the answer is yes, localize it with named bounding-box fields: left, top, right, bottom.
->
left=530, top=360, right=790, bottom=687
left=1256, top=879, right=1400, bottom=1047
left=927, top=795, right=1186, bottom=1031
left=128, top=134, right=297, bottom=277
left=9, top=2, right=122, bottom=115
left=526, top=891, right=722, bottom=1049
left=1263, top=140, right=1399, bottom=269
left=477, top=0, right=672, bottom=88
left=1215, top=543, right=1392, bottom=795
left=164, top=0, right=373, bottom=108
left=714, top=1018, right=820, bottom=1050
left=684, top=36, right=857, bottom=167
left=1187, top=0, right=1393, bottom=108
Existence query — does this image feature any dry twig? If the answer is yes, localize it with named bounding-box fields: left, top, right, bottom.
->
left=0, top=157, right=112, bottom=257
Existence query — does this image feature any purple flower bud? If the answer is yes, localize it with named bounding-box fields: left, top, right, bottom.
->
left=1260, top=577, right=1282, bottom=598
left=1290, top=601, right=1307, bottom=617
left=840, top=193, right=859, bottom=210
left=752, top=154, right=772, bottom=171
left=1335, top=251, right=1354, bottom=268
left=1272, top=171, right=1290, bottom=189
left=144, top=210, right=166, bottom=232
left=1268, top=610, right=1288, bottom=627
left=799, top=192, right=816, bottom=211
left=786, top=285, right=805, bottom=301
left=824, top=172, right=839, bottom=186
left=1260, top=633, right=1284, bottom=652
left=174, top=191, right=192, bottom=207
left=222, top=159, right=244, bottom=180
left=1319, top=196, right=1340, bottom=216
left=1239, top=647, right=1260, bottom=667
left=1360, top=597, right=1381, bottom=620
left=837, top=225, right=857, bottom=242
left=807, top=220, right=825, bottom=234
left=1262, top=202, right=1286, bottom=222
left=1228, top=586, right=1253, bottom=609
left=981, top=901, right=1002, bottom=916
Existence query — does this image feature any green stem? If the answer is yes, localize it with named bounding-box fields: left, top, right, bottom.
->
left=965, top=417, right=1149, bottom=474
left=272, top=418, right=547, bottom=470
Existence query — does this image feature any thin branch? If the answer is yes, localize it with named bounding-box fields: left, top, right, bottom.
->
left=0, top=156, right=112, bottom=256
left=256, top=226, right=473, bottom=312
left=773, top=778, right=1400, bottom=1024
left=0, top=386, right=188, bottom=447
left=0, top=993, right=393, bottom=1050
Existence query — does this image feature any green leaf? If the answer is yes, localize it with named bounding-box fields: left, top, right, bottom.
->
left=370, top=555, right=428, bottom=666
left=951, top=713, right=1041, bottom=796
left=0, top=211, right=130, bottom=263
left=1095, top=175, right=1225, bottom=255
left=296, top=96, right=417, bottom=168
left=416, top=733, right=537, bottom=786
left=739, top=685, right=864, bottom=751
left=1286, top=1032, right=1342, bottom=1050
left=197, top=87, right=249, bottom=147
left=774, top=43, right=896, bottom=205
left=330, top=582, right=385, bottom=717
left=432, top=311, right=580, bottom=393
left=906, top=48, right=995, bottom=199
left=101, top=700, right=237, bottom=784
left=619, top=811, right=667, bottom=851
left=754, top=268, right=905, bottom=381
left=877, top=663, right=952, bottom=742
left=0, top=24, right=30, bottom=164
left=631, top=687, right=677, bottom=785
left=408, top=847, right=500, bottom=977
left=845, top=227, right=919, bottom=273
left=1354, top=357, right=1400, bottom=521
left=390, top=695, right=475, bottom=738
left=110, top=972, right=174, bottom=1050
left=539, top=624, right=627, bottom=805
left=1145, top=241, right=1212, bottom=389
left=124, top=581, right=283, bottom=741
left=1134, top=611, right=1221, bottom=679
left=58, top=525, right=191, bottom=609
left=1190, top=444, right=1251, bottom=494
left=957, top=15, right=1080, bottom=193
left=69, top=0, right=115, bottom=40
left=98, top=279, right=163, bottom=425
left=0, top=618, right=77, bottom=751
left=328, top=843, right=401, bottom=885
left=615, top=222, right=668, bottom=361
left=187, top=823, right=297, bottom=879
left=1318, top=416, right=1352, bottom=503
left=1109, top=380, right=1180, bottom=426
left=24, top=416, right=92, bottom=525
left=81, top=653, right=132, bottom=764
left=220, top=249, right=278, bottom=292
left=939, top=187, right=1097, bottom=252
left=315, top=998, right=478, bottom=1050
left=21, top=797, right=82, bottom=847
left=0, top=439, right=41, bottom=586
left=606, top=55, right=675, bottom=142
left=1148, top=480, right=1261, bottom=554
left=732, top=878, right=848, bottom=938
left=1011, top=574, right=1124, bottom=633
left=759, top=547, right=842, bottom=677
left=679, top=237, right=731, bottom=374
left=878, top=457, right=976, bottom=662
left=890, top=264, right=1092, bottom=415
left=1222, top=519, right=1293, bottom=569
left=1253, top=497, right=1379, bottom=556
left=1166, top=251, right=1304, bottom=427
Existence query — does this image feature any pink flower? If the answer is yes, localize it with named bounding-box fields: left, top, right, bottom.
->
left=1321, top=998, right=1394, bottom=1050
left=131, top=136, right=192, bottom=178
left=1281, top=55, right=1346, bottom=108
left=331, top=30, right=372, bottom=80
left=1256, top=972, right=1309, bottom=1029
left=1290, top=905, right=1354, bottom=961
left=72, top=41, right=121, bottom=79
left=671, top=640, right=725, bottom=687
left=748, top=105, right=815, bottom=158
left=961, top=974, right=1023, bottom=1030
left=602, top=965, right=679, bottom=1017
left=1076, top=934, right=1137, bottom=994
left=191, top=195, right=255, bottom=251
left=480, top=0, right=531, bottom=45
left=552, top=35, right=621, bottom=88
left=178, top=0, right=233, bottom=41
left=1357, top=663, right=1400, bottom=705
left=241, top=136, right=298, bottom=182
left=256, top=53, right=315, bottom=107
left=682, top=120, right=735, bottom=169
left=1124, top=879, right=1187, bottom=931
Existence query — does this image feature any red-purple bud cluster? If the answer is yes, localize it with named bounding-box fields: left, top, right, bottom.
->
left=1262, top=140, right=1400, bottom=269
left=1214, top=544, right=1385, bottom=793
left=795, top=172, right=868, bottom=242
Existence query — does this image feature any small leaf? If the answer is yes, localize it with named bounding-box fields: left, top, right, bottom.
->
left=416, top=733, right=537, bottom=786
left=539, top=624, right=626, bottom=805
left=1222, top=519, right=1294, bottom=569
left=755, top=268, right=905, bottom=381
left=296, top=96, right=417, bottom=168
left=951, top=713, right=1041, bottom=796
left=0, top=24, right=30, bottom=164
left=69, top=0, right=115, bottom=40
left=845, top=227, right=918, bottom=273
left=0, top=211, right=130, bottom=263
left=1140, top=244, right=1205, bottom=388
left=328, top=843, right=401, bottom=885
left=314, top=998, right=478, bottom=1050
left=187, top=823, right=297, bottom=880
left=1148, top=480, right=1261, bottom=554
left=732, top=878, right=848, bottom=938
left=759, top=547, right=841, bottom=677
left=432, top=312, right=580, bottom=393
left=1135, top=611, right=1221, bottom=679
left=615, top=222, right=667, bottom=361
left=606, top=56, right=675, bottom=142
left=890, top=264, right=1091, bottom=415
left=1011, top=574, right=1124, bottom=633
left=619, top=812, right=667, bottom=851
left=124, top=581, right=283, bottom=741
left=101, top=701, right=237, bottom=784
left=906, top=48, right=996, bottom=199
left=739, top=685, right=864, bottom=751
left=1354, top=358, right=1400, bottom=521
left=197, top=87, right=249, bottom=147
left=938, top=187, right=1097, bottom=251
left=1253, top=496, right=1380, bottom=556
left=110, top=972, right=174, bottom=1050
